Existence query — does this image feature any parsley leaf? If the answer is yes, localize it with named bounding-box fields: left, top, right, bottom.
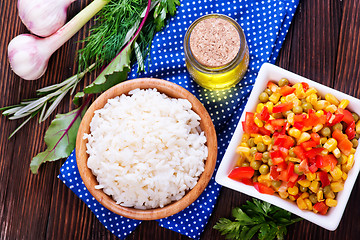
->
left=213, top=198, right=302, bottom=240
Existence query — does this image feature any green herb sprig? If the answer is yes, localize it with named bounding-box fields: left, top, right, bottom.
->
left=213, top=199, right=302, bottom=240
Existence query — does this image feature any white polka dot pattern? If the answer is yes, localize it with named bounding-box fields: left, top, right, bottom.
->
left=59, top=0, right=299, bottom=239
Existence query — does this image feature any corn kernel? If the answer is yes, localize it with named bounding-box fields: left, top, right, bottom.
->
left=254, top=117, right=264, bottom=127
left=351, top=148, right=356, bottom=154
left=343, top=154, right=355, bottom=172
left=262, top=135, right=272, bottom=145
left=329, top=166, right=342, bottom=181
left=320, top=137, right=328, bottom=144
left=306, top=87, right=317, bottom=96
left=309, top=181, right=320, bottom=193
left=330, top=181, right=344, bottom=192
left=314, top=100, right=331, bottom=111
left=325, top=191, right=335, bottom=199
left=298, top=132, right=311, bottom=144
left=324, top=104, right=338, bottom=113
left=325, top=93, right=340, bottom=106
left=294, top=83, right=306, bottom=99
left=325, top=199, right=338, bottom=207
left=317, top=189, right=324, bottom=201
left=257, top=173, right=271, bottom=187
left=308, top=93, right=318, bottom=105
left=300, top=192, right=309, bottom=199
left=236, top=155, right=245, bottom=166
left=288, top=157, right=301, bottom=163
left=333, top=148, right=341, bottom=158
left=265, top=101, right=274, bottom=113
left=323, top=138, right=337, bottom=152
left=288, top=186, right=299, bottom=195
left=269, top=92, right=281, bottom=104
left=285, top=93, right=298, bottom=103
left=236, top=146, right=250, bottom=154
left=297, top=197, right=307, bottom=210
left=298, top=179, right=311, bottom=188
left=280, top=96, right=287, bottom=103
left=256, top=103, right=265, bottom=113
left=279, top=191, right=289, bottom=199
left=289, top=195, right=296, bottom=201
left=340, top=154, right=348, bottom=164
left=288, top=128, right=301, bottom=139
left=312, top=123, right=323, bottom=133
left=306, top=173, right=317, bottom=181
left=240, top=142, right=248, bottom=147
left=242, top=133, right=250, bottom=142
left=342, top=172, right=348, bottom=181
left=321, top=149, right=329, bottom=155
left=315, top=110, right=324, bottom=117
left=338, top=99, right=350, bottom=109
left=287, top=112, right=295, bottom=125
left=305, top=199, right=313, bottom=210
left=356, top=120, right=360, bottom=134
left=254, top=135, right=263, bottom=144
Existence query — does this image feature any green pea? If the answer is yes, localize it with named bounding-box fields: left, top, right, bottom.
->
left=271, top=180, right=282, bottom=188
left=299, top=186, right=308, bottom=192
left=247, top=138, right=256, bottom=148
left=352, top=113, right=359, bottom=122
left=355, top=133, right=360, bottom=140
left=332, top=122, right=343, bottom=132
left=293, top=105, right=303, bottom=114
left=278, top=78, right=289, bottom=87
left=250, top=147, right=258, bottom=156
left=294, top=164, right=303, bottom=175
left=301, top=102, right=313, bottom=112
left=351, top=138, right=358, bottom=148
left=268, top=159, right=274, bottom=166
left=259, top=164, right=270, bottom=175
left=323, top=185, right=331, bottom=195
left=309, top=194, right=318, bottom=204
left=257, top=142, right=267, bottom=153
left=288, top=148, right=296, bottom=157
left=320, top=127, right=331, bottom=137
left=262, top=151, right=270, bottom=160
left=252, top=175, right=258, bottom=183
left=265, top=88, right=272, bottom=96
left=241, top=162, right=250, bottom=167
left=250, top=160, right=261, bottom=170
left=259, top=92, right=269, bottom=103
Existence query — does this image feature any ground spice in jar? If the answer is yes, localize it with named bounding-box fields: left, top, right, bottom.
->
left=189, top=18, right=241, bottom=68
left=184, top=14, right=249, bottom=90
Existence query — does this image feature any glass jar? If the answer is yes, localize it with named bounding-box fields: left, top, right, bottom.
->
left=184, top=14, right=249, bottom=90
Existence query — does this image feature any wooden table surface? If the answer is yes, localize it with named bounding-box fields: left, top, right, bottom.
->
left=1, top=0, right=360, bottom=239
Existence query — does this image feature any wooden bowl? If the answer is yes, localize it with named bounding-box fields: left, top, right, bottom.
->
left=76, top=78, right=217, bottom=220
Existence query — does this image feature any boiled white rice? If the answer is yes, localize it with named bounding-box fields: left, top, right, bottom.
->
left=84, top=88, right=208, bottom=209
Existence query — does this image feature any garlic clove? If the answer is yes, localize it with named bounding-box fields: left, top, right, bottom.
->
left=18, top=0, right=75, bottom=37
left=8, top=34, right=49, bottom=80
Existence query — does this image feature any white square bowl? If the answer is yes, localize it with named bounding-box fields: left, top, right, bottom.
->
left=215, top=62, right=360, bottom=231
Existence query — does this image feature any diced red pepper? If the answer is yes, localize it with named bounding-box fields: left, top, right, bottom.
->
left=310, top=132, right=321, bottom=145
left=273, top=102, right=294, bottom=113
left=333, top=129, right=353, bottom=156
left=304, top=147, right=324, bottom=159
left=278, top=162, right=294, bottom=182
left=270, top=150, right=285, bottom=165
left=254, top=182, right=275, bottom=195
left=293, top=122, right=304, bottom=130
left=328, top=114, right=344, bottom=126
left=269, top=119, right=286, bottom=130
left=270, top=166, right=279, bottom=180
left=294, top=114, right=307, bottom=122
left=267, top=81, right=278, bottom=92
left=319, top=171, right=330, bottom=187
left=258, top=127, right=272, bottom=136
left=257, top=106, right=270, bottom=121
left=301, top=82, right=309, bottom=92
left=274, top=134, right=295, bottom=149
left=240, top=178, right=253, bottom=186
left=337, top=108, right=354, bottom=124
left=316, top=155, right=337, bottom=171
left=254, top=152, right=263, bottom=160
left=345, top=121, right=356, bottom=140
left=228, top=167, right=255, bottom=181
left=309, top=163, right=318, bottom=173
left=313, top=202, right=329, bottom=215
left=242, top=112, right=259, bottom=134
left=301, top=140, right=317, bottom=150
left=278, top=85, right=296, bottom=96
left=292, top=145, right=307, bottom=160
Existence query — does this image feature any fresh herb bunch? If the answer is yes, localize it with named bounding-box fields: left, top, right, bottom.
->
left=213, top=199, right=302, bottom=240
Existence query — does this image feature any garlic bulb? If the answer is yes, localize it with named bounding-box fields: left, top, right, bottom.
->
left=18, top=0, right=76, bottom=37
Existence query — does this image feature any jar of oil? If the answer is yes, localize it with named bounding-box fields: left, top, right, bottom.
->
left=184, top=14, right=249, bottom=90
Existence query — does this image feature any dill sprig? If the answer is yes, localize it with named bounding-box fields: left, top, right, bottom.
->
left=78, top=0, right=149, bottom=71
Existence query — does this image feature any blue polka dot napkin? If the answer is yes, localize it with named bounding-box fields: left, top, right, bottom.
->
left=59, top=0, right=299, bottom=239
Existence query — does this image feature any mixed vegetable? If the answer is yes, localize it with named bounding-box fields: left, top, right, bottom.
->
left=228, top=78, right=359, bottom=215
